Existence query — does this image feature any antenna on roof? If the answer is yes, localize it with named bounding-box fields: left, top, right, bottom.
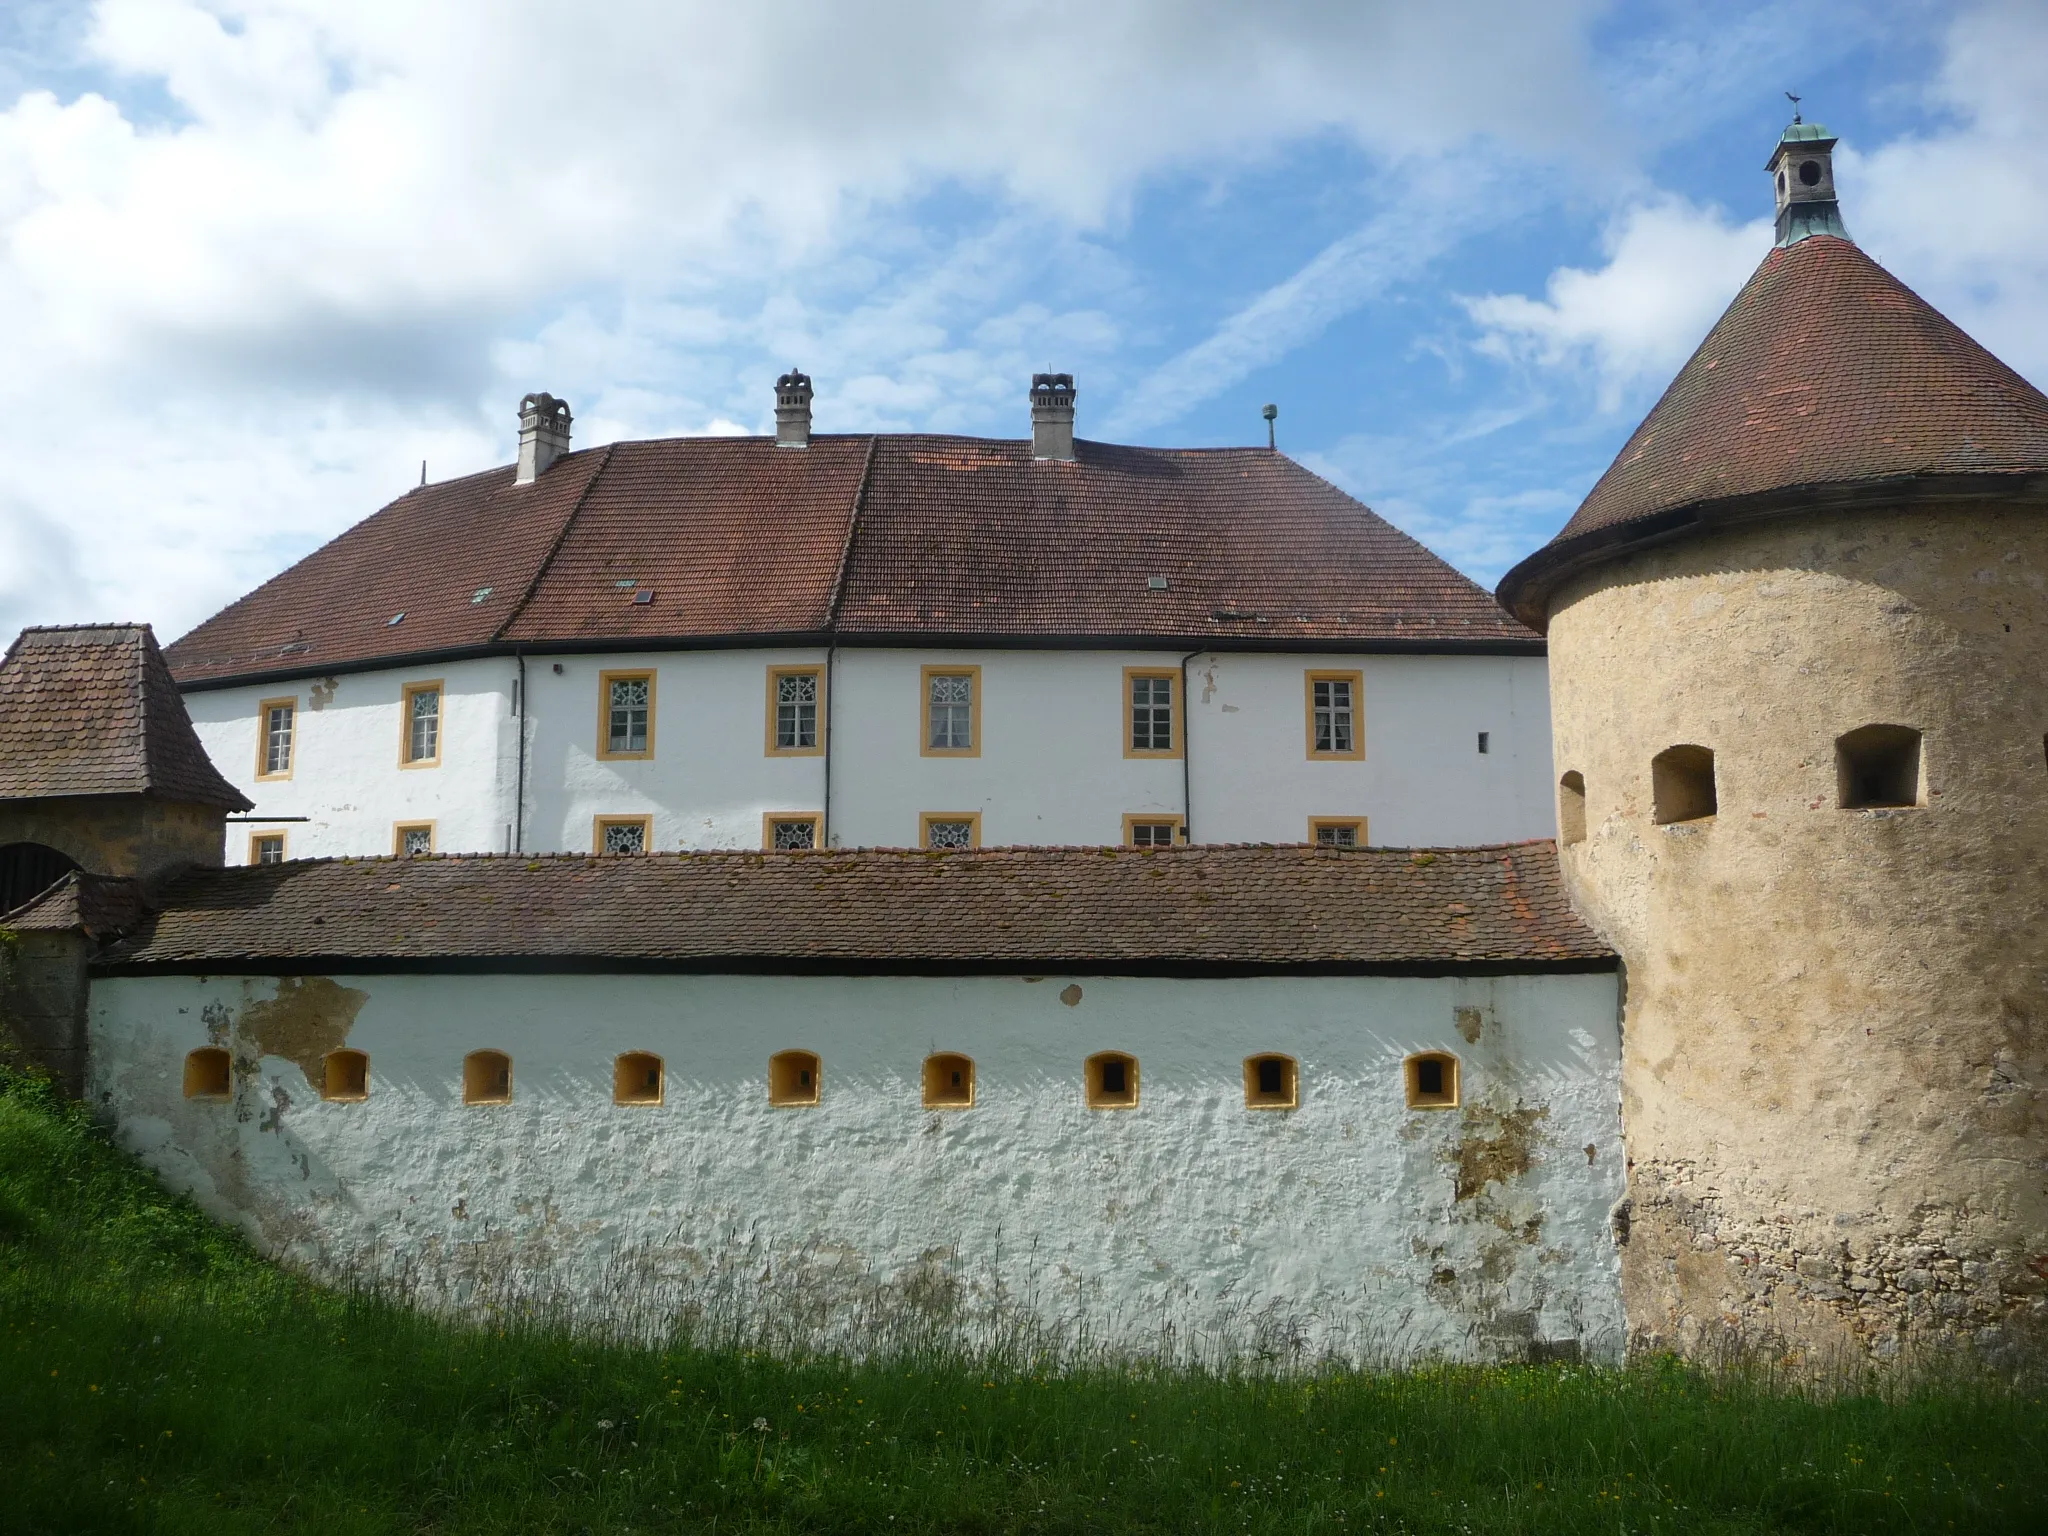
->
left=1785, top=90, right=1802, bottom=124
left=1262, top=403, right=1278, bottom=451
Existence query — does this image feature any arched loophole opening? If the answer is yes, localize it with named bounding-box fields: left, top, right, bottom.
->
left=1085, top=1051, right=1139, bottom=1109
left=322, top=1048, right=368, bottom=1101
left=1406, top=1051, right=1460, bottom=1109
left=1558, top=770, right=1587, bottom=845
left=0, top=842, right=78, bottom=913
left=1243, top=1054, right=1298, bottom=1110
left=1651, top=745, right=1716, bottom=824
left=463, top=1050, right=511, bottom=1105
left=614, top=1052, right=664, bottom=1106
left=1836, top=724, right=1921, bottom=809
left=183, top=1047, right=231, bottom=1100
left=770, top=1049, right=820, bottom=1107
left=922, top=1052, right=975, bottom=1109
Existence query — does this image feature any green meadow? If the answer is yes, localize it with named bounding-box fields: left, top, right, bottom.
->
left=1, top=1068, right=2041, bottom=1534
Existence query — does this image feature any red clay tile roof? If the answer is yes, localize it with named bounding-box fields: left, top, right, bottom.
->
left=166, top=434, right=1532, bottom=687
left=2, top=870, right=155, bottom=938
left=1497, top=235, right=2048, bottom=628
left=99, top=842, right=1609, bottom=973
left=0, top=626, right=252, bottom=809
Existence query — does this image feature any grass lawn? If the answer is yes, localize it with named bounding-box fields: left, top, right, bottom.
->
left=1, top=1068, right=2042, bottom=1534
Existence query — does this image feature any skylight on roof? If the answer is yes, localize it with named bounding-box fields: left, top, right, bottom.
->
left=614, top=579, right=637, bottom=589
left=471, top=587, right=493, bottom=604
left=386, top=612, right=405, bottom=627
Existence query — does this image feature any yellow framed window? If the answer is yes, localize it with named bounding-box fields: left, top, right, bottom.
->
left=393, top=821, right=436, bottom=857
left=1406, top=1052, right=1460, bottom=1109
left=1124, top=668, right=1179, bottom=757
left=919, top=812, right=981, bottom=850
left=1308, top=816, right=1367, bottom=848
left=1304, top=671, right=1364, bottom=760
left=766, top=667, right=824, bottom=755
left=400, top=681, right=443, bottom=767
left=249, top=831, right=287, bottom=865
left=1121, top=814, right=1184, bottom=847
left=763, top=812, right=823, bottom=851
left=1244, top=1053, right=1299, bottom=1110
left=594, top=815, right=653, bottom=854
left=597, top=671, right=655, bottom=760
left=921, top=665, right=981, bottom=756
left=256, top=697, right=297, bottom=779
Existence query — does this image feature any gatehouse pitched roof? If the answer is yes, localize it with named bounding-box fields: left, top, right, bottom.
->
left=97, top=841, right=1610, bottom=975
left=0, top=625, right=253, bottom=810
left=1496, top=235, right=2048, bottom=628
left=164, top=435, right=1536, bottom=688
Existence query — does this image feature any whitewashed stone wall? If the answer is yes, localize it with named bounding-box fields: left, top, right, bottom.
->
left=183, top=647, right=1555, bottom=858
left=89, top=967, right=1623, bottom=1365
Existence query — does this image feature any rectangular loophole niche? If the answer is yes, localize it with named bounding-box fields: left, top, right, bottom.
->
left=614, top=1051, right=664, bottom=1105
left=1085, top=1051, right=1139, bottom=1109
left=769, top=1049, right=820, bottom=1107
left=183, top=1047, right=231, bottom=1100
left=1243, top=1054, right=1298, bottom=1110
left=1558, top=771, right=1587, bottom=845
left=463, top=1050, right=511, bottom=1105
left=322, top=1048, right=368, bottom=1101
left=1650, top=744, right=1716, bottom=824
left=1836, top=724, right=1922, bottom=808
left=1405, top=1051, right=1460, bottom=1109
left=923, top=1052, right=975, bottom=1108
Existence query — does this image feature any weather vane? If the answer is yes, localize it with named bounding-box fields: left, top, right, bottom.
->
left=1786, top=91, right=1802, bottom=124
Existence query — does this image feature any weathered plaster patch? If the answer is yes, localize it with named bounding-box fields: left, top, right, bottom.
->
left=237, top=977, right=369, bottom=1084
left=1451, top=1104, right=1550, bottom=1202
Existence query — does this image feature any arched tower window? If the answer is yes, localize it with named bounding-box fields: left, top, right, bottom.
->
left=1085, top=1051, right=1139, bottom=1109
left=1651, top=745, right=1717, bottom=824
left=183, top=1047, right=231, bottom=1100
left=1243, top=1054, right=1298, bottom=1110
left=1558, top=771, right=1587, bottom=845
left=322, top=1049, right=368, bottom=1101
left=0, top=842, right=78, bottom=913
left=1836, top=724, right=1922, bottom=809
left=463, top=1050, right=511, bottom=1105
left=614, top=1052, right=664, bottom=1105
left=922, top=1052, right=975, bottom=1108
left=769, top=1050, right=821, bottom=1107
left=1405, top=1051, right=1460, bottom=1109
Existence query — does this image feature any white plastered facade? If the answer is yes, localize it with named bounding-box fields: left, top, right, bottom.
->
left=90, top=966, right=1624, bottom=1364
left=183, top=647, right=1554, bottom=858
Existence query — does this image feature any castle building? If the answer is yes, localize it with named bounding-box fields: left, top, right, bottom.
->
left=1, top=123, right=2040, bottom=1368
left=1497, top=120, right=2048, bottom=1362
left=165, top=376, right=1553, bottom=860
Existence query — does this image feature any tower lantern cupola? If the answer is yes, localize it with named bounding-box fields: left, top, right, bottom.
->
left=1766, top=117, right=1848, bottom=247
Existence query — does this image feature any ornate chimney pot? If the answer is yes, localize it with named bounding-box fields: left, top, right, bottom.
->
left=515, top=393, right=573, bottom=485
left=775, top=369, right=814, bottom=449
left=1030, top=373, right=1076, bottom=462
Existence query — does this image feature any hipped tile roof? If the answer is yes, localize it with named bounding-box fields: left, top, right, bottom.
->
left=0, top=626, right=252, bottom=809
left=1497, top=235, right=2048, bottom=628
left=99, top=842, right=1609, bottom=973
left=166, top=434, right=1533, bottom=686
left=2, top=870, right=155, bottom=939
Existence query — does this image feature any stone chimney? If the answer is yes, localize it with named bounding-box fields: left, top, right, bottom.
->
left=1030, top=373, right=1076, bottom=461
left=515, top=392, right=573, bottom=485
left=1767, top=119, right=1848, bottom=247
left=775, top=369, right=814, bottom=449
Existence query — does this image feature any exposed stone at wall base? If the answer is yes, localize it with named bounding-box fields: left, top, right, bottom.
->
left=0, top=930, right=91, bottom=1096
left=1620, top=1159, right=2048, bottom=1367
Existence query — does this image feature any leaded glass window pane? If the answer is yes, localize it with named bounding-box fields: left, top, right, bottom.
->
left=771, top=818, right=816, bottom=850
left=401, top=826, right=433, bottom=856
left=1312, top=678, right=1355, bottom=754
left=602, top=820, right=647, bottom=854
left=608, top=677, right=650, bottom=755
left=263, top=704, right=294, bottom=775
left=1315, top=823, right=1358, bottom=848
left=776, top=672, right=818, bottom=750
left=925, top=819, right=974, bottom=849
left=1130, top=675, right=1173, bottom=752
left=407, top=687, right=440, bottom=763
left=927, top=673, right=973, bottom=750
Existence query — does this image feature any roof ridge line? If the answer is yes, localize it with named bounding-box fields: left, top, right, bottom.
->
left=491, top=443, right=618, bottom=644
left=824, top=435, right=879, bottom=632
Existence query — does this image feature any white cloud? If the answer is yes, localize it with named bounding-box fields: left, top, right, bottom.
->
left=1462, top=198, right=1769, bottom=412
left=0, top=0, right=1609, bottom=637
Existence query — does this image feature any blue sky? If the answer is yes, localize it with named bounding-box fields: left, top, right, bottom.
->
left=1, top=0, right=2043, bottom=638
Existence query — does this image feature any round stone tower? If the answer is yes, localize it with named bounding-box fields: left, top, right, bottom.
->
left=1497, top=123, right=2048, bottom=1366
